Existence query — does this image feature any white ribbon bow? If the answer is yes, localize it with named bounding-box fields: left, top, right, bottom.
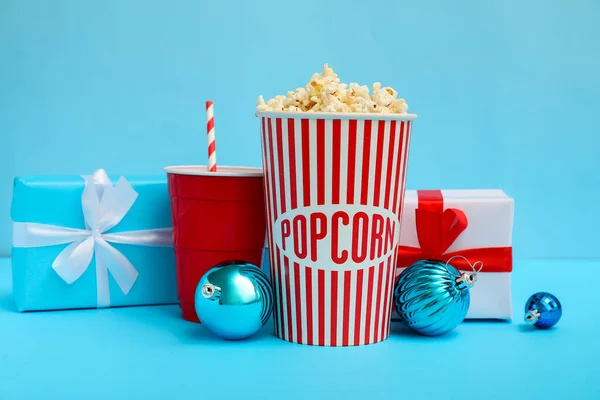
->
left=12, top=169, right=173, bottom=308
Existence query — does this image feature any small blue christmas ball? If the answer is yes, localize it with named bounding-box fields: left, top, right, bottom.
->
left=195, top=260, right=273, bottom=340
left=524, top=292, right=562, bottom=329
left=393, top=259, right=477, bottom=336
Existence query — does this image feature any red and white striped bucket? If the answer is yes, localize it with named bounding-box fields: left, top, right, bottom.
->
left=257, top=112, right=416, bottom=346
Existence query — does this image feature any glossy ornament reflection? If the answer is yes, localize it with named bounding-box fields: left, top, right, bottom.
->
left=524, top=292, right=562, bottom=329
left=195, top=260, right=273, bottom=340
left=393, top=259, right=478, bottom=336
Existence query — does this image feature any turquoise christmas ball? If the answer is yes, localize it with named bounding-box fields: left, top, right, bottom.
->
left=393, top=259, right=476, bottom=336
left=195, top=261, right=273, bottom=340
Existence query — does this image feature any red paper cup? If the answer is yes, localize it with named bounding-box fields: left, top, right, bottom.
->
left=165, top=166, right=267, bottom=322
left=257, top=112, right=416, bottom=346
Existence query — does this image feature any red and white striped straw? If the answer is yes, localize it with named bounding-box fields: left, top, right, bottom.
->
left=206, top=100, right=217, bottom=172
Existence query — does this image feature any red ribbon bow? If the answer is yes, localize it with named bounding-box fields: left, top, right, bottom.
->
left=396, top=190, right=512, bottom=272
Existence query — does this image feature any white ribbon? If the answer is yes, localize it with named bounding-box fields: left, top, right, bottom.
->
left=12, top=169, right=173, bottom=308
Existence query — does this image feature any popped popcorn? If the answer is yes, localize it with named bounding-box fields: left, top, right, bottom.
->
left=256, top=64, right=409, bottom=114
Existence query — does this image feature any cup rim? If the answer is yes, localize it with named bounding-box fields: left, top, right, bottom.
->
left=255, top=111, right=417, bottom=121
left=163, top=165, right=263, bottom=177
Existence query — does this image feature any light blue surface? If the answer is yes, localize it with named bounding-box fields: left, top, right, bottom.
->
left=1, top=1, right=600, bottom=258
left=11, top=174, right=177, bottom=311
left=0, top=258, right=598, bottom=399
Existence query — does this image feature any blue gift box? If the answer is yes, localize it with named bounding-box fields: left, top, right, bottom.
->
left=11, top=170, right=178, bottom=312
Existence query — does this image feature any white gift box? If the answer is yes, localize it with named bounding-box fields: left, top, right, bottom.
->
left=394, top=189, right=514, bottom=320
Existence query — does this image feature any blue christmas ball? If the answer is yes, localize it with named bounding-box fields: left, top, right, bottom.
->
left=195, top=260, right=273, bottom=340
left=524, top=292, right=562, bottom=329
left=393, top=259, right=477, bottom=336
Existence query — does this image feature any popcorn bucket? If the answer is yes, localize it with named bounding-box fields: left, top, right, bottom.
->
left=257, top=112, right=416, bottom=346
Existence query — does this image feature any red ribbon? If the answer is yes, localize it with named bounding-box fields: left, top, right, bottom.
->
left=397, top=190, right=512, bottom=272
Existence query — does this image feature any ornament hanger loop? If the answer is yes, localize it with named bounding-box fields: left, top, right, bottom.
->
left=445, top=255, right=484, bottom=274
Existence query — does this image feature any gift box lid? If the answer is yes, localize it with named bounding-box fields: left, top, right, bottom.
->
left=404, top=189, right=512, bottom=200
left=401, top=189, right=514, bottom=253
left=11, top=174, right=172, bottom=232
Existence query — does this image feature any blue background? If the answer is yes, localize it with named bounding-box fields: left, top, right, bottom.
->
left=1, top=2, right=600, bottom=399
left=1, top=0, right=599, bottom=258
